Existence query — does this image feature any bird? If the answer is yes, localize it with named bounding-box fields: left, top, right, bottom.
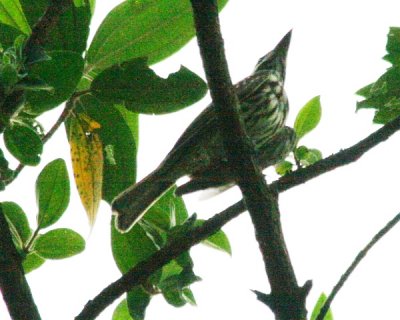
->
left=112, top=30, right=293, bottom=232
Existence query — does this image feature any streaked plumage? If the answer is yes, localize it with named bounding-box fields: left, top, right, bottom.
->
left=112, top=31, right=293, bottom=232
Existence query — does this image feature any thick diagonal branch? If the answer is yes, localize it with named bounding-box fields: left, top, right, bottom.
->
left=0, top=205, right=41, bottom=320
left=189, top=2, right=307, bottom=319
left=75, top=204, right=242, bottom=320
left=77, top=114, right=400, bottom=319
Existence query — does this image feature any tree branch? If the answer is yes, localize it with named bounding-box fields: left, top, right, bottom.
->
left=75, top=203, right=243, bottom=320
left=316, top=211, right=400, bottom=320
left=77, top=113, right=400, bottom=318
left=0, top=205, right=41, bottom=320
left=24, top=0, right=73, bottom=57
left=216, top=114, right=400, bottom=220
left=274, top=114, right=400, bottom=193
left=189, top=2, right=307, bottom=319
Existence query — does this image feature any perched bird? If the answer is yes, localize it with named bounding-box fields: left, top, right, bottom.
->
left=112, top=31, right=293, bottom=232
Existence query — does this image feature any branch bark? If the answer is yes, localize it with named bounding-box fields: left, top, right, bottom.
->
left=0, top=205, right=41, bottom=320
left=24, top=0, right=73, bottom=57
left=77, top=114, right=400, bottom=319
left=189, top=2, right=307, bottom=319
left=75, top=203, right=242, bottom=320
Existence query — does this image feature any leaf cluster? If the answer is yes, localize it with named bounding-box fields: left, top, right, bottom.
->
left=357, top=27, right=400, bottom=123
left=2, top=159, right=84, bottom=273
left=0, top=1, right=231, bottom=318
left=275, top=96, right=323, bottom=176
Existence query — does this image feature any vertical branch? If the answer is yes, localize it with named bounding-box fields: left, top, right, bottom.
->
left=189, top=1, right=310, bottom=319
left=0, top=205, right=42, bottom=320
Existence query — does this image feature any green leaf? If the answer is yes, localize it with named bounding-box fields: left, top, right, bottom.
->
left=25, top=50, right=84, bottom=114
left=182, top=288, right=196, bottom=305
left=195, top=220, right=231, bottom=255
left=91, top=58, right=207, bottom=115
left=0, top=0, right=30, bottom=34
left=112, top=299, right=132, bottom=320
left=2, top=201, right=31, bottom=244
left=44, top=4, right=91, bottom=54
left=275, top=160, right=293, bottom=176
left=305, top=148, right=322, bottom=165
left=357, top=29, right=400, bottom=124
left=127, top=287, right=151, bottom=320
left=112, top=218, right=158, bottom=274
left=162, top=290, right=187, bottom=307
left=385, top=27, right=400, bottom=66
left=143, top=187, right=189, bottom=232
left=310, top=293, right=334, bottom=320
left=294, top=96, right=322, bottom=140
left=68, top=96, right=138, bottom=204
left=20, top=0, right=91, bottom=54
left=86, top=0, right=228, bottom=72
left=34, top=228, right=85, bottom=259
left=295, top=146, right=322, bottom=167
left=356, top=83, right=374, bottom=99
left=0, top=23, right=23, bottom=48
left=22, top=252, right=45, bottom=274
left=19, top=0, right=45, bottom=28
left=4, top=122, right=43, bottom=165
left=0, top=64, right=18, bottom=87
left=36, top=159, right=70, bottom=229
left=158, top=268, right=200, bottom=292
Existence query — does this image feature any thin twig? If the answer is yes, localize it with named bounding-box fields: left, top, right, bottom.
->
left=316, top=211, right=400, bottom=320
left=274, top=115, right=400, bottom=193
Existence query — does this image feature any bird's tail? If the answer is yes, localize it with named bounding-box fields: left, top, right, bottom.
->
left=112, top=169, right=175, bottom=232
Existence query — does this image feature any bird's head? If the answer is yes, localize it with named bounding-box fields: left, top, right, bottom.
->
left=253, top=30, right=292, bottom=78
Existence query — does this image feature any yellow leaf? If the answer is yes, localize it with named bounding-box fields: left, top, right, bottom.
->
left=69, top=112, right=103, bottom=226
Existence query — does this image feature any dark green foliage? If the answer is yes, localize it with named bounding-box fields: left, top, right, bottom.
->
left=0, top=24, right=23, bottom=48
left=20, top=0, right=92, bottom=55
left=25, top=50, right=84, bottom=114
left=36, top=159, right=70, bottom=229
left=22, top=252, right=45, bottom=274
left=275, top=160, right=293, bottom=175
left=91, top=58, right=207, bottom=114
left=195, top=220, right=231, bottom=255
left=0, top=149, right=14, bottom=188
left=86, top=0, right=228, bottom=71
left=2, top=201, right=32, bottom=245
left=4, top=122, right=43, bottom=165
left=0, top=1, right=237, bottom=318
left=295, top=146, right=322, bottom=167
left=112, top=300, right=131, bottom=320
left=127, top=288, right=151, bottom=320
left=111, top=190, right=205, bottom=316
left=111, top=219, right=158, bottom=274
left=34, top=228, right=85, bottom=259
left=357, top=27, right=400, bottom=123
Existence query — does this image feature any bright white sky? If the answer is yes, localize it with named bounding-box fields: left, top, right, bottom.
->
left=3, top=1, right=400, bottom=319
